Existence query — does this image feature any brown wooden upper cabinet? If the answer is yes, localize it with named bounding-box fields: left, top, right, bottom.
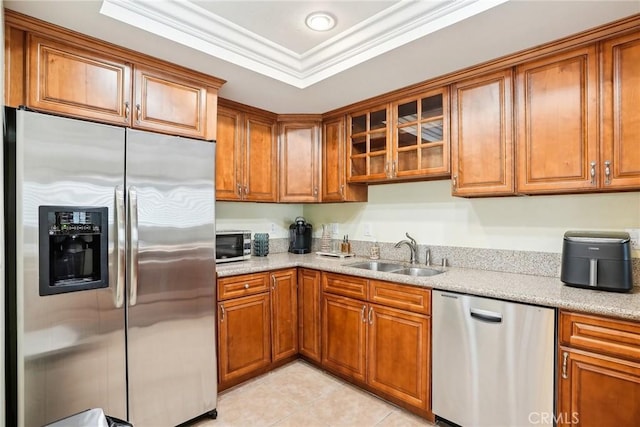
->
left=391, top=88, right=450, bottom=180
left=216, top=101, right=278, bottom=202
left=278, top=116, right=322, bottom=203
left=347, top=88, right=449, bottom=183
left=515, top=45, right=599, bottom=194
left=322, top=116, right=367, bottom=202
left=601, top=30, right=640, bottom=190
left=451, top=69, right=514, bottom=196
left=348, top=104, right=391, bottom=182
left=26, top=34, right=216, bottom=140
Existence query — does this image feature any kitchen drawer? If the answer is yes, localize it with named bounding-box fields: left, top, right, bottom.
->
left=218, top=272, right=270, bottom=301
left=322, top=272, right=368, bottom=300
left=559, top=311, right=640, bottom=362
left=369, top=280, right=431, bottom=315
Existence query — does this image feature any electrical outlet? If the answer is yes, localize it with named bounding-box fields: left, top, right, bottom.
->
left=625, top=228, right=640, bottom=250
left=363, top=222, right=373, bottom=237
left=271, top=223, right=277, bottom=233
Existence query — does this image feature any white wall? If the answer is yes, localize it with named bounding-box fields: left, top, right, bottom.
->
left=215, top=181, right=640, bottom=255
left=216, top=202, right=303, bottom=238
left=303, top=180, right=640, bottom=254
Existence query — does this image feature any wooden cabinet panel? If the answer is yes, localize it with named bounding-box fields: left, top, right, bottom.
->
left=5, top=25, right=26, bottom=107
left=133, top=65, right=207, bottom=139
left=601, top=31, right=640, bottom=190
left=322, top=272, right=368, bottom=300
left=270, top=269, right=298, bottom=362
left=368, top=304, right=430, bottom=410
left=322, top=293, right=367, bottom=382
left=215, top=106, right=243, bottom=201
left=322, top=116, right=367, bottom=202
left=368, top=281, right=430, bottom=315
left=558, top=348, right=640, bottom=427
left=298, top=269, right=322, bottom=363
left=348, top=105, right=391, bottom=182
left=560, top=311, right=640, bottom=362
left=217, top=272, right=270, bottom=301
left=451, top=69, right=514, bottom=196
left=516, top=46, right=598, bottom=193
left=27, top=34, right=131, bottom=125
left=279, top=119, right=321, bottom=202
left=244, top=114, right=278, bottom=201
left=392, top=88, right=450, bottom=180
left=218, top=293, right=271, bottom=385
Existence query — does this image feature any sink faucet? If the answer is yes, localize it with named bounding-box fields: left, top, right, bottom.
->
left=394, top=233, right=418, bottom=264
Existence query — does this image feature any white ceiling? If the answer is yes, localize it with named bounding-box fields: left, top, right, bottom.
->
left=5, top=1, right=640, bottom=114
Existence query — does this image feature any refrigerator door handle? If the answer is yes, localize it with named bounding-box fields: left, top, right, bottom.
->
left=128, top=186, right=139, bottom=306
left=115, top=185, right=126, bottom=308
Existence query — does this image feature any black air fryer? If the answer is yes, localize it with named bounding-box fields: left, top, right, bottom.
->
left=561, top=231, right=633, bottom=292
left=289, top=216, right=312, bottom=254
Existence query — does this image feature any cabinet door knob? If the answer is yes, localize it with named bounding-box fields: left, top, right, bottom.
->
left=340, top=184, right=345, bottom=197
left=361, top=305, right=366, bottom=323
left=271, top=275, right=276, bottom=290
left=368, top=307, right=374, bottom=325
left=244, top=283, right=250, bottom=289
left=452, top=175, right=458, bottom=190
left=590, top=161, right=596, bottom=186
left=604, top=160, right=611, bottom=185
left=392, top=160, right=397, bottom=178
left=220, top=305, right=225, bottom=322
left=562, top=351, right=569, bottom=379
left=314, top=187, right=318, bottom=196
left=237, top=183, right=242, bottom=197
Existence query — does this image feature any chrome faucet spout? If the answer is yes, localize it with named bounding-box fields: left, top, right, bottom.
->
left=395, top=233, right=418, bottom=264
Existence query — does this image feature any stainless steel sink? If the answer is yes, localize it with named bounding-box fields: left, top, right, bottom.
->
left=345, top=261, right=405, bottom=272
left=345, top=261, right=444, bottom=277
left=392, top=267, right=443, bottom=277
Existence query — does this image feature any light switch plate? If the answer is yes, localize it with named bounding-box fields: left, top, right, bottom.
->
left=363, top=222, right=373, bottom=237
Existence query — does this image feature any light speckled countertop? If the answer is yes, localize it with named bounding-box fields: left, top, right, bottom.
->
left=216, top=253, right=640, bottom=321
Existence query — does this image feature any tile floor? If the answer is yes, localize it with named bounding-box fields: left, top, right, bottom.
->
left=193, top=360, right=435, bottom=427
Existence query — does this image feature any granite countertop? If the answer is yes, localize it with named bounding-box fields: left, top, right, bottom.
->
left=216, top=252, right=640, bottom=322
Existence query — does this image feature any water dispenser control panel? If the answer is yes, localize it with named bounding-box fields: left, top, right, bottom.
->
left=38, top=206, right=109, bottom=296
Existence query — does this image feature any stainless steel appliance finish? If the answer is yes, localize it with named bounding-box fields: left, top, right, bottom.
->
left=215, top=230, right=251, bottom=263
left=5, top=109, right=217, bottom=427
left=432, top=291, right=555, bottom=427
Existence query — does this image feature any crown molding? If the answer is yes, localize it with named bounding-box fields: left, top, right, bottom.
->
left=100, top=0, right=509, bottom=88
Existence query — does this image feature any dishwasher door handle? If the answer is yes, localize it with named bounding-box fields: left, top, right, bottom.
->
left=470, top=308, right=503, bottom=323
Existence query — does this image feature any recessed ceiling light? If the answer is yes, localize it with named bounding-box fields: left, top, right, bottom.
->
left=305, top=12, right=336, bottom=32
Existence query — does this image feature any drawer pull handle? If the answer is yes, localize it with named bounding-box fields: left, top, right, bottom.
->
left=368, top=307, right=373, bottom=325
left=361, top=305, right=366, bottom=323
left=604, top=160, right=611, bottom=185
left=562, top=351, right=569, bottom=379
left=590, top=161, right=596, bottom=185
left=124, top=101, right=130, bottom=121
left=271, top=275, right=276, bottom=290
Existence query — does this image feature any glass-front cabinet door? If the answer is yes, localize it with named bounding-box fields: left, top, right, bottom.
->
left=348, top=105, right=390, bottom=182
left=392, top=88, right=450, bottom=179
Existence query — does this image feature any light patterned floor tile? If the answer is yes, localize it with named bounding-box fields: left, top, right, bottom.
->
left=191, top=360, right=435, bottom=427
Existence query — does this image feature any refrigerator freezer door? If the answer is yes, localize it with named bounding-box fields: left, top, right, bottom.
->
left=125, top=129, right=217, bottom=426
left=15, top=110, right=127, bottom=427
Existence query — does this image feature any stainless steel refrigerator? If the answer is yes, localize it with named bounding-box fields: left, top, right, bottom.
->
left=4, top=107, right=218, bottom=427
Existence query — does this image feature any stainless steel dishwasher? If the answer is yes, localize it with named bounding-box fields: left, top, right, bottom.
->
left=432, top=291, right=555, bottom=427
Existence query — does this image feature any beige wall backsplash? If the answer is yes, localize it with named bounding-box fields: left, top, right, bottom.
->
left=216, top=180, right=640, bottom=256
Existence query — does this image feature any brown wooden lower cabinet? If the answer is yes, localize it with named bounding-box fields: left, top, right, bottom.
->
left=217, top=269, right=298, bottom=390
left=271, top=269, right=298, bottom=362
left=368, top=303, right=430, bottom=411
left=321, top=273, right=432, bottom=418
left=558, top=348, right=640, bottom=427
left=321, top=293, right=367, bottom=382
left=558, top=311, right=640, bottom=426
left=217, top=292, right=271, bottom=386
left=298, top=268, right=322, bottom=363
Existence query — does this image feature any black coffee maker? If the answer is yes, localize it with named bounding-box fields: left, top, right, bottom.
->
left=289, top=216, right=312, bottom=254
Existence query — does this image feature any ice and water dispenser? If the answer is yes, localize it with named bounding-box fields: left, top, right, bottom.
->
left=38, top=206, right=109, bottom=296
